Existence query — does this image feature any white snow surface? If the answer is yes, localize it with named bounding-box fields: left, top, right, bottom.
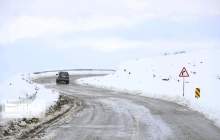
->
left=0, top=73, right=59, bottom=121
left=78, top=48, right=220, bottom=127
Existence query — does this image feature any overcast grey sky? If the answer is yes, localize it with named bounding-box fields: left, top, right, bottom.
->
left=0, top=0, right=220, bottom=80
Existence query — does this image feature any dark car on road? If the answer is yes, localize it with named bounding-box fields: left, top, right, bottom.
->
left=56, top=72, right=69, bottom=84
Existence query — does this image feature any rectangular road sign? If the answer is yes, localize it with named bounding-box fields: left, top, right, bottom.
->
left=195, top=88, right=200, bottom=99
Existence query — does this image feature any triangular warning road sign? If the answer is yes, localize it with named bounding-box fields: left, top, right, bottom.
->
left=179, top=67, right=189, bottom=77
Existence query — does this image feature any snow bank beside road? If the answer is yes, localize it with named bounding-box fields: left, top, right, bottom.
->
left=31, top=69, right=115, bottom=79
left=78, top=49, right=220, bottom=127
left=0, top=74, right=59, bottom=120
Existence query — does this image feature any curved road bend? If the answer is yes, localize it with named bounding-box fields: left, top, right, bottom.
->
left=34, top=74, right=220, bottom=140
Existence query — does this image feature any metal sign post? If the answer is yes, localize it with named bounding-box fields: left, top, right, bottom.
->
left=182, top=77, right=185, bottom=96
left=179, top=67, right=189, bottom=97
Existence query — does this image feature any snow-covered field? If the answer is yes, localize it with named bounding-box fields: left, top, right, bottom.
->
left=78, top=48, right=220, bottom=127
left=0, top=73, right=59, bottom=123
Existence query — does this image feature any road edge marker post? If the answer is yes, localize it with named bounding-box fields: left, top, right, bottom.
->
left=195, top=88, right=200, bottom=99
left=179, top=67, right=189, bottom=97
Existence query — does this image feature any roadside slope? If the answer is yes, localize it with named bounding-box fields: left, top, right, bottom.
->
left=78, top=49, right=220, bottom=127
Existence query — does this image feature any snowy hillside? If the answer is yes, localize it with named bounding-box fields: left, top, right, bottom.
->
left=78, top=48, right=220, bottom=127
left=0, top=74, right=58, bottom=121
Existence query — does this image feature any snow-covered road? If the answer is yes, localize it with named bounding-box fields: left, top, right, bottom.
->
left=34, top=74, right=220, bottom=140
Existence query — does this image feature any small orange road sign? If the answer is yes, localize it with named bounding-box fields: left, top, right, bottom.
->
left=179, top=67, right=189, bottom=77
left=195, top=88, right=200, bottom=99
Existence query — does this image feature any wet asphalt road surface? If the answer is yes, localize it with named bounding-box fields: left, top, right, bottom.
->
left=34, top=74, right=220, bottom=140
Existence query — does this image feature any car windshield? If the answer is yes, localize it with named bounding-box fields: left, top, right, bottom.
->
left=59, top=72, right=68, bottom=77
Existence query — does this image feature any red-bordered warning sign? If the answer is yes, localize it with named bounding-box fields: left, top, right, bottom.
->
left=179, top=67, right=189, bottom=77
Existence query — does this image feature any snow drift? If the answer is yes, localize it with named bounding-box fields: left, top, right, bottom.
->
left=78, top=48, right=220, bottom=127
left=0, top=73, right=59, bottom=121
